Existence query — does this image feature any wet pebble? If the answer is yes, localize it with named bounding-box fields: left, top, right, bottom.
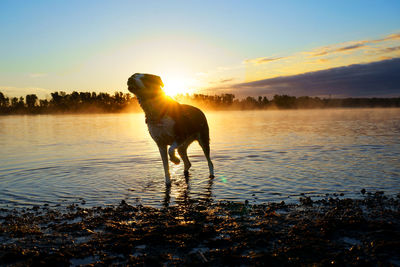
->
left=0, top=191, right=399, bottom=266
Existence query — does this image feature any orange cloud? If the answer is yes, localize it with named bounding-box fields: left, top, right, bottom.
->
left=376, top=33, right=400, bottom=42
left=310, top=33, right=400, bottom=57
left=200, top=32, right=400, bottom=92
left=380, top=46, right=400, bottom=53
left=244, top=56, right=286, bottom=65
left=312, top=42, right=368, bottom=57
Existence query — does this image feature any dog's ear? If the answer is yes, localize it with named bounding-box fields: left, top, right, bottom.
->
left=143, top=74, right=164, bottom=88
left=153, top=75, right=164, bottom=88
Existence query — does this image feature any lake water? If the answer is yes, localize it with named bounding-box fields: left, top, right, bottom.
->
left=1, top=109, right=400, bottom=208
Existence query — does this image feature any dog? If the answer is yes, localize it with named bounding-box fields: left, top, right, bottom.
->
left=127, top=73, right=214, bottom=185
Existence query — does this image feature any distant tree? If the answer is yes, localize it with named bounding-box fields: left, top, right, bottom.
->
left=245, top=96, right=257, bottom=104
left=18, top=97, right=25, bottom=108
left=262, top=96, right=269, bottom=106
left=8, top=96, right=26, bottom=113
left=39, top=99, right=49, bottom=108
left=0, top=92, right=9, bottom=107
left=26, top=94, right=38, bottom=109
left=1, top=90, right=400, bottom=115
left=51, top=92, right=62, bottom=104
left=222, top=94, right=235, bottom=105
left=273, top=95, right=296, bottom=109
left=70, top=91, right=80, bottom=103
left=11, top=97, right=18, bottom=107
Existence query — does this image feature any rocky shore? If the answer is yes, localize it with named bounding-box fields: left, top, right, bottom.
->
left=1, top=191, right=399, bottom=266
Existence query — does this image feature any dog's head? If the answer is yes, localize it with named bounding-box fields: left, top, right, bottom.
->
left=127, top=73, right=165, bottom=99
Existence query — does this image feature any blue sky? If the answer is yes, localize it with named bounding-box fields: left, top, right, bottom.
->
left=1, top=0, right=399, bottom=97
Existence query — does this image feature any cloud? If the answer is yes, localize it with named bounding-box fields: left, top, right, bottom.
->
left=312, top=42, right=368, bottom=57
left=208, top=77, right=235, bottom=85
left=317, top=58, right=330, bottom=63
left=219, top=78, right=234, bottom=83
left=309, top=33, right=400, bottom=57
left=379, top=46, right=400, bottom=53
left=227, top=58, right=400, bottom=98
left=377, top=33, right=400, bottom=42
left=244, top=56, right=286, bottom=65
left=236, top=32, right=400, bottom=83
left=336, top=43, right=366, bottom=52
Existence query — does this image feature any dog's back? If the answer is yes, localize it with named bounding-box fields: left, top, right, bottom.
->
left=167, top=103, right=209, bottom=144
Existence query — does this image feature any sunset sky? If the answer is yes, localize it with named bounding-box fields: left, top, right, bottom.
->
left=1, top=0, right=399, bottom=98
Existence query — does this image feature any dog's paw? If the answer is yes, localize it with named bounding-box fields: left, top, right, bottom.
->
left=169, top=157, right=180, bottom=165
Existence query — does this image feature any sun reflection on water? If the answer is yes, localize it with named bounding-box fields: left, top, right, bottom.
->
left=0, top=109, right=400, bottom=208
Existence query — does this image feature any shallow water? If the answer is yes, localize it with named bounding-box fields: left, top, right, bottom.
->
left=1, top=108, right=399, bottom=208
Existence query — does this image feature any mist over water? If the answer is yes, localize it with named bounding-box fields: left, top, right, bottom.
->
left=1, top=108, right=399, bottom=208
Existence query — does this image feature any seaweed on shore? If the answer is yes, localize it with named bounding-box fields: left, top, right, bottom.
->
left=0, top=192, right=399, bottom=266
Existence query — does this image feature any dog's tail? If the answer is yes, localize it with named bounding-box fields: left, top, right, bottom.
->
left=199, top=117, right=210, bottom=143
left=194, top=107, right=211, bottom=157
left=196, top=109, right=214, bottom=178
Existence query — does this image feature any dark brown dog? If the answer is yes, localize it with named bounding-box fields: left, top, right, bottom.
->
left=127, top=73, right=214, bottom=185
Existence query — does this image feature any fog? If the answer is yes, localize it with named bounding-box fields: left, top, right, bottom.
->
left=1, top=89, right=399, bottom=115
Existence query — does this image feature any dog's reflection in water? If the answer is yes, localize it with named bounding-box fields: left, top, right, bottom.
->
left=163, top=175, right=214, bottom=209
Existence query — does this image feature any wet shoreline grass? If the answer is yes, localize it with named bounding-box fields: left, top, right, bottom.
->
left=1, top=191, right=399, bottom=266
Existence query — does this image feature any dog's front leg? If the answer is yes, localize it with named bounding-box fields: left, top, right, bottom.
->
left=168, top=141, right=180, bottom=165
left=158, top=144, right=171, bottom=186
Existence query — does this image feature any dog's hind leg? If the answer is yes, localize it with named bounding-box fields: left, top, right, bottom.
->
left=158, top=145, right=171, bottom=185
left=168, top=141, right=181, bottom=165
left=198, top=135, right=214, bottom=178
left=178, top=144, right=191, bottom=177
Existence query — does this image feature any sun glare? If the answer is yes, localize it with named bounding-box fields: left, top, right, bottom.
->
left=162, top=76, right=191, bottom=97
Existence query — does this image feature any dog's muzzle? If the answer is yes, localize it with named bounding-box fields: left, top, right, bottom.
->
left=128, top=73, right=147, bottom=94
left=127, top=76, right=138, bottom=93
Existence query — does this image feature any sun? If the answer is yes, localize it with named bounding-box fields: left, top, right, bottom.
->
left=161, top=76, right=191, bottom=97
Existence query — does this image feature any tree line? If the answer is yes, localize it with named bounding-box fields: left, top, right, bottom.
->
left=175, top=94, right=400, bottom=110
left=0, top=90, right=399, bottom=115
left=0, top=91, right=141, bottom=114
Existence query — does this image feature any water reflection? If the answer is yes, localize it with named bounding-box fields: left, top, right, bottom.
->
left=1, top=109, right=400, bottom=208
left=163, top=175, right=215, bottom=209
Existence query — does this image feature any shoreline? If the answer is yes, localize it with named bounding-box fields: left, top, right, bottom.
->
left=1, top=106, right=400, bottom=116
left=1, top=191, right=399, bottom=266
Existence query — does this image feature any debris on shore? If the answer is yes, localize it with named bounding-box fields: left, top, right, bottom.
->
left=1, top=191, right=399, bottom=266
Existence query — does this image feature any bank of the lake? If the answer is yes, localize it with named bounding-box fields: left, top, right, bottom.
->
left=1, top=191, right=399, bottom=266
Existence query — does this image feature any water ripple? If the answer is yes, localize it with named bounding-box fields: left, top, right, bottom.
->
left=1, top=110, right=400, bottom=208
